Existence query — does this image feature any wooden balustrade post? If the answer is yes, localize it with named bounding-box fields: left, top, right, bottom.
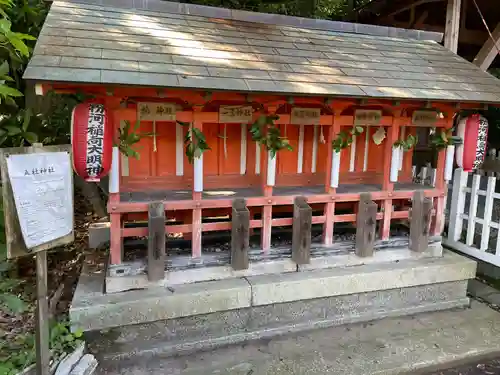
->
left=409, top=190, right=433, bottom=252
left=148, top=202, right=166, bottom=281
left=231, top=199, right=250, bottom=270
left=355, top=193, right=377, bottom=257
left=292, top=196, right=312, bottom=265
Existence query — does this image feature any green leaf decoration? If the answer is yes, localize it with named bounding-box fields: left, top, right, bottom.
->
left=394, top=134, right=418, bottom=152
left=117, top=120, right=153, bottom=160
left=184, top=124, right=210, bottom=164
left=430, top=128, right=462, bottom=150
left=250, top=114, right=293, bottom=157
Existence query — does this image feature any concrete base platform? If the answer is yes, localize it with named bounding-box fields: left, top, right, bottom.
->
left=105, top=236, right=443, bottom=293
left=96, top=301, right=500, bottom=375
left=72, top=251, right=476, bottom=361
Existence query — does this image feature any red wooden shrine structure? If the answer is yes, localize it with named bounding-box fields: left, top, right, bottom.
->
left=24, top=0, right=500, bottom=271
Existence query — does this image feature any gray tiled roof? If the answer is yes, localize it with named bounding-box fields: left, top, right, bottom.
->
left=24, top=0, right=500, bottom=103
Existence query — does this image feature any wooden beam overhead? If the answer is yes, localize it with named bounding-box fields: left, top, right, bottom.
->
left=385, top=0, right=443, bottom=19
left=444, top=0, right=462, bottom=53
left=413, top=10, right=429, bottom=28
left=473, top=23, right=500, bottom=71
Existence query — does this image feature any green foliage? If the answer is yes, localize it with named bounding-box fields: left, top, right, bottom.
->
left=117, top=119, right=153, bottom=159
left=429, top=128, right=462, bottom=150
left=0, top=198, right=27, bottom=316
left=331, top=126, right=363, bottom=152
left=250, top=114, right=292, bottom=158
left=50, top=320, right=84, bottom=357
left=0, top=331, right=35, bottom=375
left=0, top=320, right=83, bottom=375
left=393, top=134, right=418, bottom=152
left=181, top=0, right=372, bottom=19
left=0, top=0, right=49, bottom=148
left=179, top=120, right=211, bottom=163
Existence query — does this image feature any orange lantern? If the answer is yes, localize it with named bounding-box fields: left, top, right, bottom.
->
left=71, top=101, right=113, bottom=182
left=456, top=114, right=488, bottom=172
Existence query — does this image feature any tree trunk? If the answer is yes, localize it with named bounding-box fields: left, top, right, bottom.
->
left=74, top=174, right=107, bottom=218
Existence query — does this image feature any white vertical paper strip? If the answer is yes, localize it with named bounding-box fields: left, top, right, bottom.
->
left=444, top=145, right=455, bottom=181
left=119, top=120, right=129, bottom=177
left=297, top=124, right=304, bottom=173
left=175, top=121, right=184, bottom=176
left=390, top=147, right=400, bottom=182
left=193, top=155, right=203, bottom=192
left=255, top=143, right=261, bottom=175
left=330, top=151, right=341, bottom=188
left=109, top=147, right=120, bottom=194
left=240, top=123, right=247, bottom=175
left=398, top=127, right=406, bottom=171
left=363, top=126, right=369, bottom=172
left=267, top=151, right=276, bottom=186
left=421, top=167, right=428, bottom=185
left=311, top=125, right=318, bottom=173
left=349, top=135, right=356, bottom=172
left=152, top=120, right=157, bottom=152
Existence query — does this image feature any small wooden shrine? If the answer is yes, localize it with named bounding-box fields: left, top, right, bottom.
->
left=24, top=0, right=500, bottom=291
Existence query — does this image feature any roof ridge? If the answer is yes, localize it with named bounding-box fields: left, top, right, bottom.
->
left=56, top=0, right=443, bottom=42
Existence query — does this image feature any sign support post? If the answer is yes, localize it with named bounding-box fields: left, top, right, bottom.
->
left=35, top=249, right=49, bottom=375
left=0, top=143, right=74, bottom=375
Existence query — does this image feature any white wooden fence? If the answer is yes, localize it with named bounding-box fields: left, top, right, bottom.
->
left=444, top=165, right=500, bottom=267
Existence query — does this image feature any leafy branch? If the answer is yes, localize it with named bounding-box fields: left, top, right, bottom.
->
left=250, top=114, right=292, bottom=158
left=430, top=128, right=462, bottom=150
left=393, top=134, right=418, bottom=152
left=178, top=120, right=211, bottom=164
left=116, top=119, right=153, bottom=159
left=331, top=126, right=364, bottom=153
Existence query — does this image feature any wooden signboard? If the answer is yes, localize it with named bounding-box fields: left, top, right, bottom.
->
left=138, top=102, right=177, bottom=121
left=354, top=109, right=382, bottom=125
left=291, top=107, right=321, bottom=125
left=0, top=144, right=74, bottom=259
left=219, top=105, right=253, bottom=123
left=412, top=110, right=438, bottom=126
left=0, top=143, right=74, bottom=375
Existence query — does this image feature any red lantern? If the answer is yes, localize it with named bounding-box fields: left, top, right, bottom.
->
left=71, top=101, right=113, bottom=182
left=456, top=114, right=488, bottom=172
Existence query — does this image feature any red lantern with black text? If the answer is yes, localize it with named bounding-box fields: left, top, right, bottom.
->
left=456, top=114, right=488, bottom=172
left=71, top=101, right=113, bottom=182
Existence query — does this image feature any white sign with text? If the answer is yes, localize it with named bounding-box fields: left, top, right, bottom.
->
left=7, top=152, right=73, bottom=249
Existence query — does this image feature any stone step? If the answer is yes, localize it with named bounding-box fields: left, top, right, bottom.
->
left=95, top=301, right=500, bottom=375
left=75, top=251, right=476, bottom=361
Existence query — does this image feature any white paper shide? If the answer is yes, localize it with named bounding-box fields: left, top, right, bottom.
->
left=7, top=152, right=73, bottom=249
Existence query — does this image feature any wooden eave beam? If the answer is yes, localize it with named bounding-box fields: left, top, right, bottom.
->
left=473, top=23, right=500, bottom=71
left=40, top=83, right=488, bottom=112
left=383, top=0, right=443, bottom=20
left=444, top=0, right=462, bottom=53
